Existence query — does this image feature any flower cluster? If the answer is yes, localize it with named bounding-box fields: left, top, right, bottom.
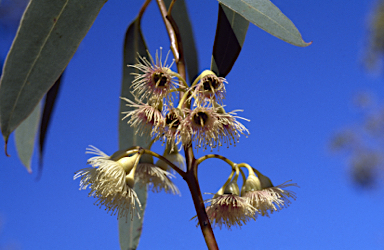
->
left=74, top=146, right=178, bottom=219
left=121, top=50, right=249, bottom=151
left=73, top=49, right=298, bottom=231
left=203, top=165, right=298, bottom=229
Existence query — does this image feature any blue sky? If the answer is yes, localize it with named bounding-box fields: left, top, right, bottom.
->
left=1, top=0, right=384, bottom=249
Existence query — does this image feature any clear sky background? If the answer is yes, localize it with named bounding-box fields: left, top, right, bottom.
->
left=1, top=0, right=384, bottom=249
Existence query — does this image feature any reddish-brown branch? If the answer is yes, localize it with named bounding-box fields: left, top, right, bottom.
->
left=156, top=0, right=179, bottom=62
left=165, top=0, right=186, bottom=92
left=156, top=1, right=219, bottom=249
left=184, top=144, right=219, bottom=250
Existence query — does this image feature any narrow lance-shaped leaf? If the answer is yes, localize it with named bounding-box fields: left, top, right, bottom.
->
left=15, top=102, right=41, bottom=173
left=37, top=72, right=64, bottom=179
left=218, top=0, right=311, bottom=47
left=0, top=0, right=108, bottom=148
left=211, top=3, right=249, bottom=77
left=118, top=18, right=151, bottom=250
left=164, top=0, right=199, bottom=83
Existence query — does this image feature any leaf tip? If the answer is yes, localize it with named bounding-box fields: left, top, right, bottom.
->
left=27, top=167, right=32, bottom=174
left=4, top=138, right=10, bottom=157
left=301, top=40, right=313, bottom=47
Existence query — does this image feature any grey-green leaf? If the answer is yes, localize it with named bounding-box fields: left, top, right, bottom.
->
left=0, top=0, right=108, bottom=146
left=217, top=0, right=311, bottom=47
left=118, top=184, right=148, bottom=250
left=15, top=102, right=41, bottom=173
left=118, top=18, right=151, bottom=250
left=164, top=0, right=199, bottom=83
left=211, top=4, right=249, bottom=77
left=37, top=72, right=64, bottom=179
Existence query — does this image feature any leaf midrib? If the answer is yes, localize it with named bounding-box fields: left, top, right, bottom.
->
left=6, top=0, right=70, bottom=134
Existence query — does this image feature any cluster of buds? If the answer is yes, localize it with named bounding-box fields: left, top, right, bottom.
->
left=204, top=163, right=298, bottom=229
left=122, top=49, right=249, bottom=151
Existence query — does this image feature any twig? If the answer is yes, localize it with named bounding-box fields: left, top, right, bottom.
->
left=156, top=0, right=179, bottom=61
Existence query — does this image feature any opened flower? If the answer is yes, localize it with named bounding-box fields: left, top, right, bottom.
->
left=241, top=170, right=298, bottom=217
left=74, top=146, right=141, bottom=219
left=162, top=107, right=186, bottom=146
left=130, top=48, right=178, bottom=102
left=121, top=97, right=165, bottom=139
left=216, top=106, right=250, bottom=148
left=180, top=105, right=222, bottom=150
left=205, top=181, right=256, bottom=229
left=135, top=163, right=179, bottom=195
left=180, top=104, right=249, bottom=150
left=191, top=70, right=227, bottom=104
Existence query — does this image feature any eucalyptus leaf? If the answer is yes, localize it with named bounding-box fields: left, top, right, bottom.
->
left=217, top=0, right=311, bottom=47
left=211, top=4, right=249, bottom=77
left=118, top=183, right=148, bottom=250
left=164, top=0, right=199, bottom=83
left=118, top=18, right=151, bottom=250
left=15, top=102, right=41, bottom=173
left=0, top=0, right=107, bottom=147
left=37, top=72, right=63, bottom=179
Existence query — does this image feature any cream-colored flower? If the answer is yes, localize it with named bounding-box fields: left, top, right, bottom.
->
left=205, top=194, right=256, bottom=229
left=135, top=163, right=180, bottom=195
left=162, top=108, right=186, bottom=146
left=192, top=71, right=227, bottom=104
left=130, top=48, right=178, bottom=102
left=121, top=97, right=165, bottom=139
left=244, top=181, right=298, bottom=217
left=242, top=172, right=298, bottom=217
left=74, top=146, right=141, bottom=219
left=180, top=105, right=222, bottom=150
left=203, top=181, right=256, bottom=229
left=180, top=104, right=249, bottom=150
left=216, top=107, right=250, bottom=148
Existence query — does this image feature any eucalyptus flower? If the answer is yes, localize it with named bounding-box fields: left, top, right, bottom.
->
left=205, top=181, right=256, bottom=229
left=216, top=107, right=250, bottom=148
left=130, top=48, right=178, bottom=102
left=241, top=170, right=298, bottom=217
left=180, top=105, right=222, bottom=150
left=180, top=105, right=249, bottom=150
left=121, top=97, right=165, bottom=139
left=192, top=71, right=227, bottom=104
left=162, top=108, right=186, bottom=146
left=74, top=146, right=141, bottom=219
left=135, top=163, right=180, bottom=195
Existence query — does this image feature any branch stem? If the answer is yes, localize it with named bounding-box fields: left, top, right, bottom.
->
left=156, top=0, right=179, bottom=61
left=184, top=145, right=219, bottom=250
left=157, top=1, right=218, bottom=248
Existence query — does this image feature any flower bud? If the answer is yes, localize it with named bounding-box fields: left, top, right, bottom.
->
left=117, top=153, right=140, bottom=174
left=241, top=173, right=261, bottom=196
left=156, top=142, right=186, bottom=171
left=125, top=174, right=135, bottom=189
left=223, top=181, right=240, bottom=196
left=257, top=172, right=274, bottom=189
